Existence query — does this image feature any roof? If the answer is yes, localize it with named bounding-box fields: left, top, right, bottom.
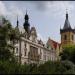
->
left=60, top=12, right=75, bottom=33
left=47, top=38, right=60, bottom=50
left=63, top=13, right=72, bottom=30
left=31, top=27, right=36, bottom=32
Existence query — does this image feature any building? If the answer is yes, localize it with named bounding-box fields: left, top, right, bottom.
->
left=46, top=10, right=75, bottom=58
left=60, top=11, right=75, bottom=50
left=13, top=11, right=57, bottom=64
left=47, top=37, right=61, bottom=60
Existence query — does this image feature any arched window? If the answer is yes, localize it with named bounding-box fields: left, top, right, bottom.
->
left=64, top=35, right=67, bottom=40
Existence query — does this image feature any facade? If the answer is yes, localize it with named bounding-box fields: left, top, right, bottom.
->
left=47, top=38, right=60, bottom=60
left=60, top=11, right=75, bottom=49
left=1, top=10, right=70, bottom=64
left=47, top=11, right=75, bottom=57
left=13, top=11, right=75, bottom=64
left=13, top=12, right=57, bottom=64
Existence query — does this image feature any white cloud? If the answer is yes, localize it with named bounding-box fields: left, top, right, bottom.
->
left=33, top=1, right=74, bottom=19
left=0, top=1, right=75, bottom=43
left=0, top=1, right=7, bottom=16
left=0, top=1, right=24, bottom=19
left=42, top=1, right=74, bottom=17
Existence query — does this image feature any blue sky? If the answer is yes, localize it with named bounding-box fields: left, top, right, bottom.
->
left=0, top=1, right=75, bottom=43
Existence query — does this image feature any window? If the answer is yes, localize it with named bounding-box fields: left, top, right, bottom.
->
left=16, top=48, right=18, bottom=53
left=64, top=35, right=67, bottom=40
left=16, top=40, right=18, bottom=43
left=24, top=51, right=26, bottom=56
left=72, top=35, right=73, bottom=40
left=24, top=48, right=27, bottom=56
left=40, top=49, right=42, bottom=59
left=14, top=40, right=18, bottom=44
left=24, top=43, right=26, bottom=48
left=40, top=49, right=41, bottom=54
left=29, top=46, right=38, bottom=61
left=44, top=55, right=46, bottom=61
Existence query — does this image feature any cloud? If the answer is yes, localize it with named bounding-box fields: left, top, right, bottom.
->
left=32, top=1, right=48, bottom=11
left=32, top=1, right=74, bottom=17
left=0, top=1, right=75, bottom=43
left=0, top=1, right=7, bottom=16
left=1, top=1, right=74, bottom=19
left=0, top=1, right=24, bottom=19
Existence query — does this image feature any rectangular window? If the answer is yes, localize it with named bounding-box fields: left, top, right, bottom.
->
left=24, top=48, right=27, bottom=56
left=43, top=54, right=46, bottom=61
left=24, top=51, right=26, bottom=56
left=29, top=46, right=38, bottom=61
left=16, top=48, right=18, bottom=53
left=24, top=43, right=26, bottom=48
left=64, top=35, right=67, bottom=40
left=40, top=49, right=42, bottom=59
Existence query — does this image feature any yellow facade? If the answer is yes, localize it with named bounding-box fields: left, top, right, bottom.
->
left=60, top=11, right=75, bottom=49
left=61, top=31, right=74, bottom=48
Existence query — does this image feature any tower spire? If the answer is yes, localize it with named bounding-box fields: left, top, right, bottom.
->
left=25, top=9, right=29, bottom=20
left=23, top=10, right=30, bottom=34
left=63, top=9, right=71, bottom=29
left=66, top=9, right=68, bottom=19
left=17, top=15, right=19, bottom=28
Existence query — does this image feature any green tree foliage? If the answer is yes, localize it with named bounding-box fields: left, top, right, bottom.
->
left=60, top=45, right=75, bottom=64
left=0, top=17, right=16, bottom=62
left=1, top=60, right=74, bottom=74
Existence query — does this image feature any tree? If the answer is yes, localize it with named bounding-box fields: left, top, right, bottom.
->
left=0, top=17, right=15, bottom=62
left=60, top=45, right=75, bottom=64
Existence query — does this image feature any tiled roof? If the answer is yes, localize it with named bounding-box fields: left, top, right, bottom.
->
left=47, top=38, right=60, bottom=50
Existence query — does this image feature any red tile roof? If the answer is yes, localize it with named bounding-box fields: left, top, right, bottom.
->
left=47, top=38, right=61, bottom=50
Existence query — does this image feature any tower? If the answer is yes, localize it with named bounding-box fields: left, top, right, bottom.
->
left=60, top=10, right=75, bottom=48
left=15, top=15, right=19, bottom=30
left=23, top=10, right=30, bottom=39
left=30, top=27, right=37, bottom=42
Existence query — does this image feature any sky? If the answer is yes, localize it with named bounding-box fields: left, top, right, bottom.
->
left=0, top=1, right=75, bottom=43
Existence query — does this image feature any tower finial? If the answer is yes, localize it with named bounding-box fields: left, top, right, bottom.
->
left=66, top=8, right=68, bottom=14
left=25, top=9, right=29, bottom=20
left=26, top=9, right=27, bottom=15
left=66, top=8, right=68, bottom=19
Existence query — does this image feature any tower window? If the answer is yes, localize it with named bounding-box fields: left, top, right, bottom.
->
left=72, top=35, right=74, bottom=40
left=64, top=35, right=67, bottom=40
